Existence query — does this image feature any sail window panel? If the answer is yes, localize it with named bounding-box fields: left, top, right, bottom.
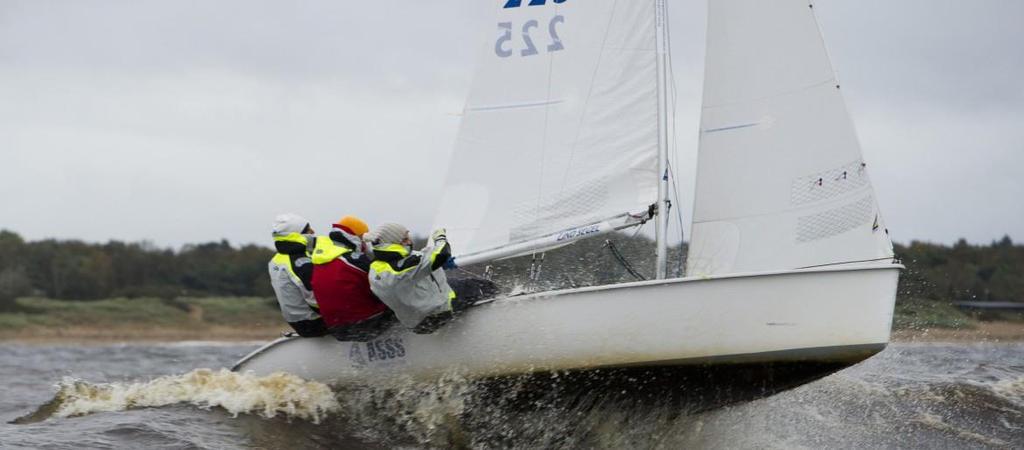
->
left=796, top=195, right=875, bottom=243
left=790, top=160, right=869, bottom=207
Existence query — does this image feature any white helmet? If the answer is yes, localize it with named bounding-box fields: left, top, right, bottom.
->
left=272, top=213, right=310, bottom=237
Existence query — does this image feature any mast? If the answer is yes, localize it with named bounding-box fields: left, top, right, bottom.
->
left=654, top=0, right=670, bottom=279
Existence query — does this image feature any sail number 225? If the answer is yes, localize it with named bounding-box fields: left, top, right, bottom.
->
left=495, top=16, right=565, bottom=58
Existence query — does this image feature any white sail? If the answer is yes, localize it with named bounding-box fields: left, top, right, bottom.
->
left=433, top=0, right=661, bottom=264
left=687, top=0, right=894, bottom=276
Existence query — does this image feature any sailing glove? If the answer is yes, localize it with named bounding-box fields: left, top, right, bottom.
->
left=431, top=228, right=447, bottom=242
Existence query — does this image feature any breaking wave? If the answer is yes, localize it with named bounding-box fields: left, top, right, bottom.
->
left=13, top=369, right=339, bottom=425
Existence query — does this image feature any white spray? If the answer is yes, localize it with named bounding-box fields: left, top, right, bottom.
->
left=46, top=369, right=340, bottom=423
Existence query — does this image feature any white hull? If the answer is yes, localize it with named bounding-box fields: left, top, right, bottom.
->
left=233, top=265, right=900, bottom=383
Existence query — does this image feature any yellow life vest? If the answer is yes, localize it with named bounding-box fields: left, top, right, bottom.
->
left=311, top=235, right=352, bottom=265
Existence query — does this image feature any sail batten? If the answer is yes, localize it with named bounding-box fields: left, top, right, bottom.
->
left=434, top=0, right=661, bottom=265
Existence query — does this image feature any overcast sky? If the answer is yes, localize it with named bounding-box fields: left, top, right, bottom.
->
left=1, top=0, right=1021, bottom=249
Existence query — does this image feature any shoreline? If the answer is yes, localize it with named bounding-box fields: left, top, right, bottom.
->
left=1, top=321, right=1022, bottom=345
left=891, top=320, right=1024, bottom=343
left=0, top=325, right=287, bottom=345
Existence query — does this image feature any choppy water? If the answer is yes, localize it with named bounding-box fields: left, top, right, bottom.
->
left=1, top=342, right=1021, bottom=449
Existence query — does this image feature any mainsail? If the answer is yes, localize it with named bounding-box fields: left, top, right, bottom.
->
left=687, top=0, right=894, bottom=276
left=433, top=0, right=663, bottom=266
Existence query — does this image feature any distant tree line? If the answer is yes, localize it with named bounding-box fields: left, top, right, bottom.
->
left=0, top=230, right=273, bottom=309
left=895, top=236, right=1023, bottom=303
left=0, top=229, right=1021, bottom=310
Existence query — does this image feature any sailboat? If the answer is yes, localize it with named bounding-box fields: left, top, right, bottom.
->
left=233, top=0, right=901, bottom=383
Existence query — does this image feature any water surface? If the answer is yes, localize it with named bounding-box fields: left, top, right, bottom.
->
left=1, top=342, right=1021, bottom=449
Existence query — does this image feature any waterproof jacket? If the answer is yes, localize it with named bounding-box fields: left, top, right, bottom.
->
left=311, top=228, right=388, bottom=328
left=368, top=235, right=454, bottom=331
left=268, top=233, right=319, bottom=323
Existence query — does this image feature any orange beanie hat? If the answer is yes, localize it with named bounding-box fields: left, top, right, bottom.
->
left=335, top=215, right=369, bottom=237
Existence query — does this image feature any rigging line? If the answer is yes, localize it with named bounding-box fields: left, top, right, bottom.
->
left=630, top=220, right=647, bottom=238
left=807, top=2, right=843, bottom=90
left=604, top=240, right=647, bottom=281
left=668, top=164, right=684, bottom=234
left=554, top=0, right=622, bottom=195
left=663, top=0, right=686, bottom=275
left=533, top=1, right=567, bottom=222
left=663, top=0, right=684, bottom=240
left=794, top=256, right=896, bottom=270
left=668, top=161, right=687, bottom=275
left=653, top=0, right=671, bottom=279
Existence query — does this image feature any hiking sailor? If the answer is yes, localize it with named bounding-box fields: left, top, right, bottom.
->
left=366, top=224, right=501, bottom=334
left=267, top=213, right=328, bottom=337
left=310, top=215, right=394, bottom=341
left=366, top=223, right=468, bottom=333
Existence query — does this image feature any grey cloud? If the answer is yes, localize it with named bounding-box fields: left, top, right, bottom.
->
left=0, top=0, right=1021, bottom=248
left=0, top=0, right=486, bottom=90
left=814, top=0, right=1024, bottom=112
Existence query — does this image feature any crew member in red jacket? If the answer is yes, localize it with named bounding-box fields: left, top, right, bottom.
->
left=310, top=216, right=395, bottom=341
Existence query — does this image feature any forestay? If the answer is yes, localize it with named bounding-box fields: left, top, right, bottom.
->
left=687, top=0, right=894, bottom=276
left=434, top=0, right=661, bottom=266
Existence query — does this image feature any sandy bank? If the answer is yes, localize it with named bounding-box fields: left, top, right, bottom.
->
left=892, top=320, right=1024, bottom=343
left=0, top=325, right=286, bottom=344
